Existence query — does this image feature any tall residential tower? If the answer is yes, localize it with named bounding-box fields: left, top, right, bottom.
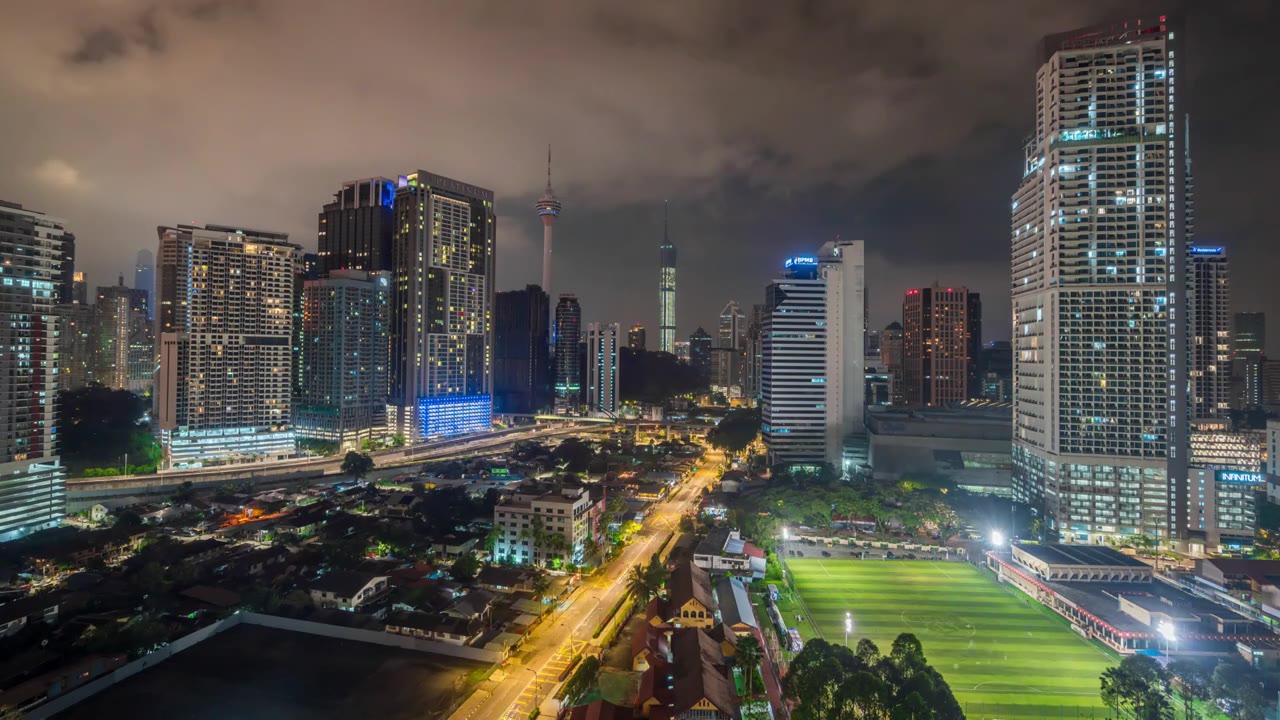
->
left=155, top=224, right=300, bottom=469
left=389, top=171, right=496, bottom=440
left=1011, top=17, right=1191, bottom=544
left=0, top=200, right=67, bottom=540
left=1188, top=246, right=1231, bottom=421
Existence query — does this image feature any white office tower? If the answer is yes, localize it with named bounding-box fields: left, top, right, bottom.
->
left=586, top=322, right=620, bottom=416
left=155, top=224, right=301, bottom=469
left=1188, top=246, right=1231, bottom=421
left=0, top=201, right=67, bottom=540
left=761, top=240, right=865, bottom=474
left=1011, top=17, right=1192, bottom=544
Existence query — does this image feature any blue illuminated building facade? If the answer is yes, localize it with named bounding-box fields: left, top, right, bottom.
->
left=417, top=394, right=493, bottom=440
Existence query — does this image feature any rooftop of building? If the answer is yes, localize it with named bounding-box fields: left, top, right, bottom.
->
left=866, top=401, right=1012, bottom=440
left=309, top=570, right=384, bottom=597
left=1015, top=544, right=1148, bottom=569
left=668, top=561, right=716, bottom=612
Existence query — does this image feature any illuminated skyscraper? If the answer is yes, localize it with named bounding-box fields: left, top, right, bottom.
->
left=1188, top=246, right=1231, bottom=421
left=295, top=270, right=391, bottom=448
left=0, top=200, right=67, bottom=540
left=587, top=322, right=619, bottom=415
left=134, top=249, right=154, bottom=321
left=1232, top=312, right=1265, bottom=409
left=554, top=294, right=582, bottom=413
left=658, top=202, right=677, bottom=353
left=1011, top=17, right=1191, bottom=543
left=628, top=324, right=646, bottom=351
left=155, top=223, right=300, bottom=469
left=389, top=171, right=496, bottom=440
left=901, top=284, right=980, bottom=406
left=761, top=241, right=865, bottom=471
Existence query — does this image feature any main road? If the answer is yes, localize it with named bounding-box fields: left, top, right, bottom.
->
left=450, top=449, right=723, bottom=720
left=64, top=423, right=604, bottom=510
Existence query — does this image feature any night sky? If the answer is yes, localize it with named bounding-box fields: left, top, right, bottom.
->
left=2, top=1, right=1276, bottom=353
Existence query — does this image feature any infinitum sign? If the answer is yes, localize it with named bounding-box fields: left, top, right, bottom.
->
left=1216, top=470, right=1264, bottom=484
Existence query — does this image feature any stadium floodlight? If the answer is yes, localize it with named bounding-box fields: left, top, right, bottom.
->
left=991, top=530, right=1005, bottom=547
left=782, top=526, right=789, bottom=541
left=845, top=611, right=853, bottom=646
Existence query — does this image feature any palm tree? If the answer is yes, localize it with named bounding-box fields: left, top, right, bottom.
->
left=734, top=633, right=764, bottom=698
left=532, top=573, right=552, bottom=601
left=627, top=565, right=653, bottom=605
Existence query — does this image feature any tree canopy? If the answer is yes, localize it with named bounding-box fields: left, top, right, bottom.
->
left=783, top=635, right=962, bottom=720
left=706, top=408, right=761, bottom=454
left=340, top=452, right=375, bottom=480
left=57, top=384, right=160, bottom=474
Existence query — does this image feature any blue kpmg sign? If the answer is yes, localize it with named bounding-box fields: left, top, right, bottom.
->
left=784, top=256, right=818, bottom=268
left=1216, top=470, right=1264, bottom=484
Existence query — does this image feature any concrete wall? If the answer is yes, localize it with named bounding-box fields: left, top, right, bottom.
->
left=24, top=611, right=503, bottom=719
left=26, top=614, right=241, bottom=719
left=239, top=612, right=503, bottom=663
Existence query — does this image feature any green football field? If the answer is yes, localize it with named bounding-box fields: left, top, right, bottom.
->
left=785, top=558, right=1115, bottom=719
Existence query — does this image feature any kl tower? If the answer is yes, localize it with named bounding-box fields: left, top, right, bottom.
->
left=535, top=145, right=561, bottom=295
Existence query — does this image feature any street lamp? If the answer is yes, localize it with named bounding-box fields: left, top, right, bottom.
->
left=845, top=612, right=853, bottom=647
left=528, top=668, right=540, bottom=714
left=1158, top=621, right=1177, bottom=657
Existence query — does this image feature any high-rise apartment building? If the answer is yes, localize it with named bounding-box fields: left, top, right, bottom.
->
left=294, top=270, right=390, bottom=448
left=56, top=232, right=75, bottom=305
left=1011, top=17, right=1191, bottom=544
left=881, top=321, right=905, bottom=405
left=674, top=341, right=690, bottom=363
left=1232, top=312, right=1265, bottom=409
left=94, top=277, right=151, bottom=393
left=155, top=224, right=300, bottom=469
left=743, top=303, right=765, bottom=401
left=689, top=327, right=713, bottom=381
left=901, top=284, right=980, bottom=406
left=586, top=323, right=619, bottom=415
left=134, top=249, right=154, bottom=321
left=388, top=171, right=496, bottom=440
left=318, top=178, right=396, bottom=274
left=761, top=241, right=865, bottom=471
left=553, top=294, right=582, bottom=413
left=71, top=271, right=87, bottom=306
left=1188, top=246, right=1231, bottom=420
left=494, top=285, right=551, bottom=415
left=628, top=324, right=646, bottom=351
left=57, top=302, right=95, bottom=391
left=978, top=340, right=1014, bottom=402
left=658, top=203, right=677, bottom=353
left=718, top=301, right=745, bottom=350
left=0, top=200, right=67, bottom=540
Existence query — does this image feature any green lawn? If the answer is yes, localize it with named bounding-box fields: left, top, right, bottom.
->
left=786, top=558, right=1116, bottom=720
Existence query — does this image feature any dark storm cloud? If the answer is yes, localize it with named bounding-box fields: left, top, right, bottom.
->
left=4, top=0, right=1278, bottom=353
left=66, top=28, right=130, bottom=65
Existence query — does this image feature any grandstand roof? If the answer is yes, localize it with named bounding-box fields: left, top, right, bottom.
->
left=1015, top=544, right=1148, bottom=568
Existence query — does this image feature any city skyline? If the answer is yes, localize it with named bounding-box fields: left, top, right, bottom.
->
left=4, top=4, right=1278, bottom=354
